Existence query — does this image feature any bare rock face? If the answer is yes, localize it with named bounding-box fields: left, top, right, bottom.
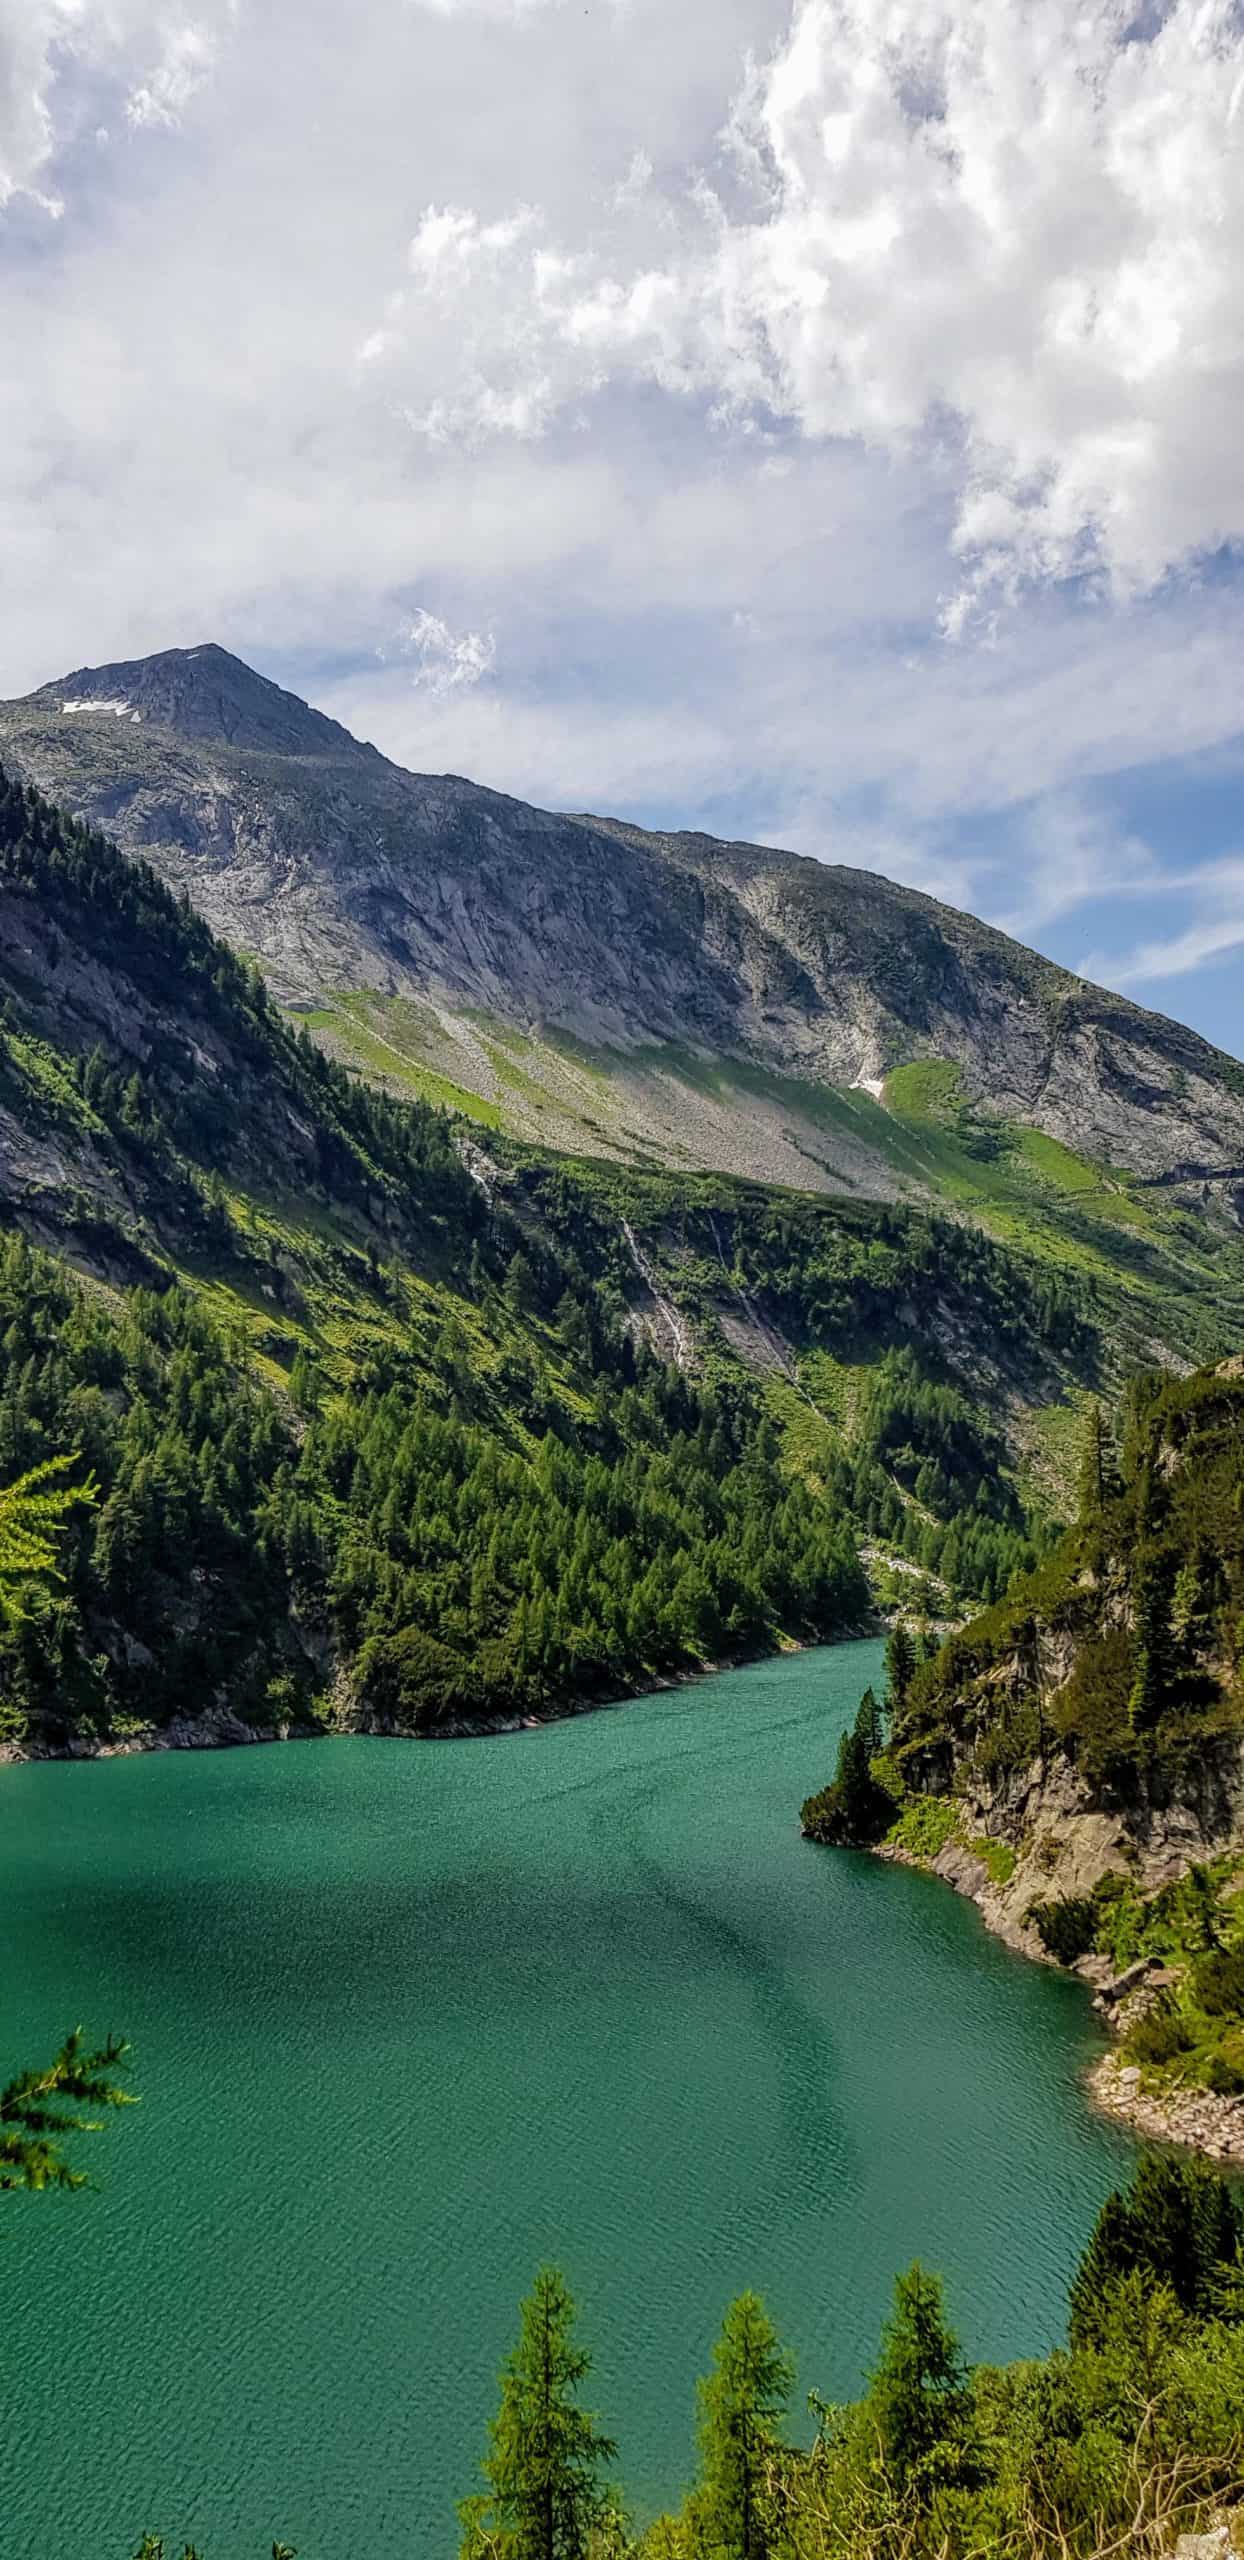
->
left=4, top=642, right=1244, bottom=1214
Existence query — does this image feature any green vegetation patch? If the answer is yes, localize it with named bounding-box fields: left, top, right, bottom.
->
left=294, top=998, right=504, bottom=1126
left=968, top=1834, right=1016, bottom=1888
left=885, top=1794, right=962, bottom=1863
left=899, top=1369, right=1244, bottom=1808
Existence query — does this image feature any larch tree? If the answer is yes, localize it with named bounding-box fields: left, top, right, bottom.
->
left=0, top=1463, right=133, bottom=2193
left=1076, top=1400, right=1118, bottom=1523
left=691, top=2292, right=793, bottom=2560
left=0, top=1452, right=95, bottom=1621
left=1069, top=2155, right=1241, bottom=2350
left=863, top=2263, right=974, bottom=2497
left=459, top=2268, right=620, bottom=2560
left=0, top=2028, right=134, bottom=2193
left=883, top=1621, right=916, bottom=1711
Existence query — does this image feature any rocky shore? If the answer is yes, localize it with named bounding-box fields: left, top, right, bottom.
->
left=873, top=1744, right=1244, bottom=2168
left=1088, top=2051, right=1244, bottom=2167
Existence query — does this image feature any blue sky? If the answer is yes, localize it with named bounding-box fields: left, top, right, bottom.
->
left=3, top=0, right=1243, bottom=1058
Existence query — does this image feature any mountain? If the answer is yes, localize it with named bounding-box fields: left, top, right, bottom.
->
left=3, top=643, right=1244, bottom=1230
left=4, top=757, right=1144, bottom=1757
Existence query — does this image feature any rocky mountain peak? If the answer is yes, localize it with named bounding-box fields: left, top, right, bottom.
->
left=2, top=642, right=1243, bottom=1226
left=22, top=642, right=367, bottom=761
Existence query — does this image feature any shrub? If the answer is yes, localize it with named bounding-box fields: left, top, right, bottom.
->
left=1205, top=2044, right=1244, bottom=2096
left=1124, top=2000, right=1196, bottom=2067
left=354, top=1625, right=480, bottom=1733
left=885, top=1795, right=960, bottom=1863
left=1192, top=1944, right=1244, bottom=2018
left=1026, top=1894, right=1099, bottom=1965
left=968, top=1835, right=1016, bottom=1888
left=1089, top=1871, right=1149, bottom=1970
left=1048, top=1627, right=1137, bottom=1787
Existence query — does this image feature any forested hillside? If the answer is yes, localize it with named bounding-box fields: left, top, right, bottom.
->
left=0, top=758, right=1234, bottom=1756
left=900, top=1362, right=1244, bottom=1798
left=0, top=1232, right=873, bottom=1747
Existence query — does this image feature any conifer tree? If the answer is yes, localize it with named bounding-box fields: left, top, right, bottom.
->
left=459, top=2268, right=619, bottom=2560
left=0, top=2028, right=133, bottom=2191
left=690, top=2293, right=793, bottom=2560
left=853, top=1686, right=884, bottom=1756
left=1076, top=1400, right=1118, bottom=1522
left=130, top=2543, right=294, bottom=2558
left=1128, top=1545, right=1175, bottom=1731
left=505, top=1251, right=539, bottom=1317
left=800, top=1688, right=898, bottom=1845
left=1069, top=2155, right=1241, bottom=2349
left=884, top=1620, right=916, bottom=1711
left=863, top=2264, right=973, bottom=2496
left=0, top=1453, right=95, bottom=1620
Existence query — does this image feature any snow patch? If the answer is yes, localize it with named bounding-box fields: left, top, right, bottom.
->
left=851, top=1072, right=887, bottom=1102
left=61, top=697, right=132, bottom=717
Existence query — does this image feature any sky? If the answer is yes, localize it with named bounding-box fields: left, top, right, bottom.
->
left=2, top=0, right=1244, bottom=1054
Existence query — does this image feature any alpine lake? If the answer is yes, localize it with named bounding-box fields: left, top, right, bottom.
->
left=0, top=1639, right=1137, bottom=2558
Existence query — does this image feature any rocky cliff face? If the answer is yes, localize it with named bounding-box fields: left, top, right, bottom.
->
left=883, top=1732, right=1244, bottom=2165
left=4, top=644, right=1244, bottom=1218
left=904, top=1721, right=1244, bottom=1961
left=869, top=1358, right=1244, bottom=2158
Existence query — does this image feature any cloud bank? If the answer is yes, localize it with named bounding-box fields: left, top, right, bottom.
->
left=368, top=0, right=1244, bottom=632
left=2, top=0, right=1243, bottom=1044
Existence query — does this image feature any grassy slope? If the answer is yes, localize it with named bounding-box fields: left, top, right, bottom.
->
left=293, top=996, right=1244, bottom=1378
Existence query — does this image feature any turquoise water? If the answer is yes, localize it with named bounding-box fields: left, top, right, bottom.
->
left=0, top=1641, right=1135, bottom=2559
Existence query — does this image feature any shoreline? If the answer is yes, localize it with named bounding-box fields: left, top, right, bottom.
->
left=874, top=1835, right=1244, bottom=2169
left=0, top=1620, right=882, bottom=1766
left=1086, top=2050, right=1244, bottom=2166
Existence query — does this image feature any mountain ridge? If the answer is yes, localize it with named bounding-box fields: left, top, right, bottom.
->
left=2, top=642, right=1242, bottom=1224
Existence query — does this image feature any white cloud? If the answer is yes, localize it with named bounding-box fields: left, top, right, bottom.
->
left=125, top=19, right=221, bottom=129
left=0, top=1, right=234, bottom=205
left=394, top=607, right=498, bottom=694
left=0, top=0, right=84, bottom=208
left=408, top=0, right=563, bottom=13
left=366, top=0, right=1244, bottom=624
left=2, top=0, right=1244, bottom=1039
left=1083, top=858, right=1244, bottom=989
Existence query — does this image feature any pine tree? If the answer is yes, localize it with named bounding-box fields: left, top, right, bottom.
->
left=690, top=2293, right=793, bottom=2560
left=130, top=2542, right=294, bottom=2557
left=853, top=1686, right=884, bottom=1755
left=800, top=1689, right=898, bottom=1846
left=0, top=2028, right=133, bottom=2191
left=1185, top=1862, right=1223, bottom=1954
left=458, top=2268, right=619, bottom=2560
left=1128, top=1545, right=1175, bottom=1731
left=1069, top=2155, right=1241, bottom=2349
left=0, top=1454, right=95, bottom=1621
left=863, top=2263, right=973, bottom=2496
left=884, top=1620, right=916, bottom=1711
left=505, top=1251, right=539, bottom=1317
left=1076, top=1400, right=1118, bottom=1522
